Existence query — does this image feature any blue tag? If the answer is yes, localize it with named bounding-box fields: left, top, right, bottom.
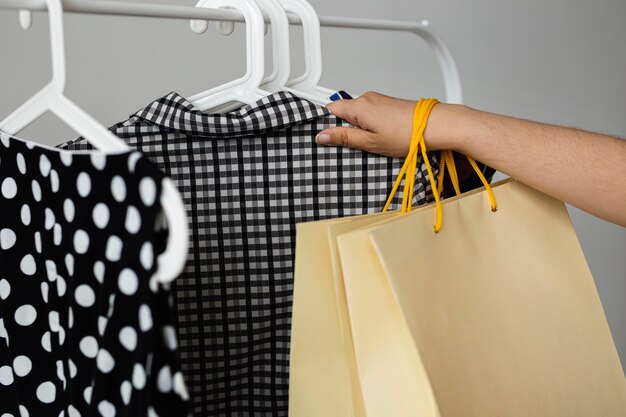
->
left=329, top=90, right=353, bottom=101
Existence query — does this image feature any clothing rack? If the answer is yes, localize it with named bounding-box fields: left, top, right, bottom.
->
left=0, top=0, right=462, bottom=103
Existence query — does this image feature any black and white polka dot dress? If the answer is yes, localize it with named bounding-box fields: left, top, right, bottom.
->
left=0, top=134, right=190, bottom=417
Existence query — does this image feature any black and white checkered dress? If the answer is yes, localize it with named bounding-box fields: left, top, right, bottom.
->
left=61, top=91, right=439, bottom=417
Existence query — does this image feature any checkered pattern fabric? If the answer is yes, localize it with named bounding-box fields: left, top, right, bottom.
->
left=60, top=91, right=439, bottom=417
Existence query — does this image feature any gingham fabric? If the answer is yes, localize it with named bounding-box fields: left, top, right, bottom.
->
left=60, top=91, right=440, bottom=417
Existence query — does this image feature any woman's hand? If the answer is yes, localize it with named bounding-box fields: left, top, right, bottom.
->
left=317, top=91, right=626, bottom=227
left=316, top=92, right=459, bottom=156
left=316, top=92, right=419, bottom=157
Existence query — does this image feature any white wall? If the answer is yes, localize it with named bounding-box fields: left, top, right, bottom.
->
left=0, top=0, right=624, bottom=367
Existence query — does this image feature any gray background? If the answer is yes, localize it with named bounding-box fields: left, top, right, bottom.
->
left=0, top=0, right=624, bottom=368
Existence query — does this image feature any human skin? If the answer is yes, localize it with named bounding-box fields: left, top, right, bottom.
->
left=315, top=92, right=626, bottom=227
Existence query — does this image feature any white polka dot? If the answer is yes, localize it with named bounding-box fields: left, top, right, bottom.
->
left=65, top=253, right=74, bottom=276
left=93, top=261, right=105, bottom=284
left=128, top=152, right=141, bottom=173
left=105, top=236, right=123, bottom=262
left=120, top=380, right=132, bottom=405
left=13, top=355, right=32, bottom=377
left=68, top=359, right=77, bottom=378
left=162, top=325, right=178, bottom=350
left=118, top=269, right=138, bottom=296
left=90, top=153, right=106, bottom=170
left=97, top=400, right=115, bottom=417
left=79, top=336, right=98, bottom=358
left=73, top=229, right=90, bottom=254
left=58, top=327, right=66, bottom=346
left=125, top=206, right=141, bottom=234
left=53, top=223, right=62, bottom=246
left=67, top=405, right=80, bottom=417
left=111, top=176, right=127, bottom=202
left=1, top=178, right=17, bottom=199
left=139, top=242, right=153, bottom=270
left=41, top=331, right=51, bottom=352
left=173, top=372, right=190, bottom=400
left=92, top=203, right=110, bottom=229
left=21, top=204, right=31, bottom=225
left=157, top=365, right=172, bottom=393
left=68, top=307, right=74, bottom=329
left=76, top=172, right=91, bottom=197
left=15, top=305, right=37, bottom=326
left=36, top=381, right=56, bottom=403
left=0, top=318, right=7, bottom=342
left=139, top=304, right=153, bottom=332
left=98, top=316, right=107, bottom=336
left=0, top=279, right=10, bottom=300
left=55, top=360, right=65, bottom=388
left=31, top=180, right=41, bottom=202
left=0, top=134, right=8, bottom=148
left=132, top=363, right=146, bottom=390
left=60, top=152, right=72, bottom=167
left=147, top=407, right=158, bottom=417
left=63, top=199, right=75, bottom=223
left=56, top=275, right=66, bottom=297
left=83, top=386, right=92, bottom=404
left=49, top=310, right=60, bottom=332
left=39, top=154, right=51, bottom=177
left=139, top=177, right=157, bottom=206
left=50, top=169, right=59, bottom=193
left=75, top=284, right=95, bottom=308
left=18, top=405, right=28, bottom=417
left=20, top=255, right=36, bottom=275
left=44, top=208, right=55, bottom=230
left=149, top=274, right=159, bottom=293
left=34, top=232, right=42, bottom=254
left=41, top=282, right=49, bottom=303
left=119, top=326, right=137, bottom=351
left=1, top=413, right=13, bottom=417
left=16, top=152, right=26, bottom=174
left=0, top=229, right=16, bottom=250
left=0, top=365, right=14, bottom=385
left=107, top=294, right=116, bottom=317
left=47, top=261, right=62, bottom=285
left=96, top=349, right=115, bottom=373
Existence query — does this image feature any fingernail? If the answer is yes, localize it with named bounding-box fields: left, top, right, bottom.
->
left=316, top=133, right=331, bottom=144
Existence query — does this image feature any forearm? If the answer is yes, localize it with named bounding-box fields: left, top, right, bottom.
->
left=425, top=104, right=626, bottom=226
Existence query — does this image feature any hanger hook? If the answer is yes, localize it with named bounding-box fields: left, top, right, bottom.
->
left=19, top=10, right=33, bottom=30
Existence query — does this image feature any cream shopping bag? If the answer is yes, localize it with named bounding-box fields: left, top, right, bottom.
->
left=339, top=178, right=626, bottom=417
left=289, top=98, right=451, bottom=417
left=289, top=212, right=398, bottom=417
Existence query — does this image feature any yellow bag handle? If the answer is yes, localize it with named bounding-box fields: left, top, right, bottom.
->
left=383, top=99, right=497, bottom=232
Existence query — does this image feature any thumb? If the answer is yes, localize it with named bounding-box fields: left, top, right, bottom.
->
left=315, top=126, right=377, bottom=153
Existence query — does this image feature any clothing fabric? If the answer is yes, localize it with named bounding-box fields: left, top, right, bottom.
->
left=0, top=134, right=189, bottom=417
left=329, top=90, right=353, bottom=101
left=60, top=91, right=440, bottom=417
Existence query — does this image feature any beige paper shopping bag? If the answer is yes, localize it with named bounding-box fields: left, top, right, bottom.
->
left=346, top=179, right=626, bottom=416
left=337, top=211, right=441, bottom=417
left=289, top=212, right=397, bottom=417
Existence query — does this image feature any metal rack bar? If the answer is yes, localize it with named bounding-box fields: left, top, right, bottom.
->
left=0, top=0, right=462, bottom=103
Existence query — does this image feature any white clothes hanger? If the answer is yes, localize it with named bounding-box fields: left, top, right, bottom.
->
left=279, top=0, right=335, bottom=104
left=0, top=0, right=189, bottom=284
left=189, top=0, right=270, bottom=113
left=256, top=0, right=333, bottom=103
left=255, top=0, right=291, bottom=92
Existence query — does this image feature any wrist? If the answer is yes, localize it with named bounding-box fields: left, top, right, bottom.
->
left=423, top=103, right=476, bottom=153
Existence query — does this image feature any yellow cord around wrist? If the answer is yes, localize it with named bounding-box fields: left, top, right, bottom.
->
left=383, top=98, right=497, bottom=233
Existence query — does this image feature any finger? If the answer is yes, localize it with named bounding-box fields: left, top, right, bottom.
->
left=315, top=126, right=378, bottom=153
left=326, top=100, right=361, bottom=127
